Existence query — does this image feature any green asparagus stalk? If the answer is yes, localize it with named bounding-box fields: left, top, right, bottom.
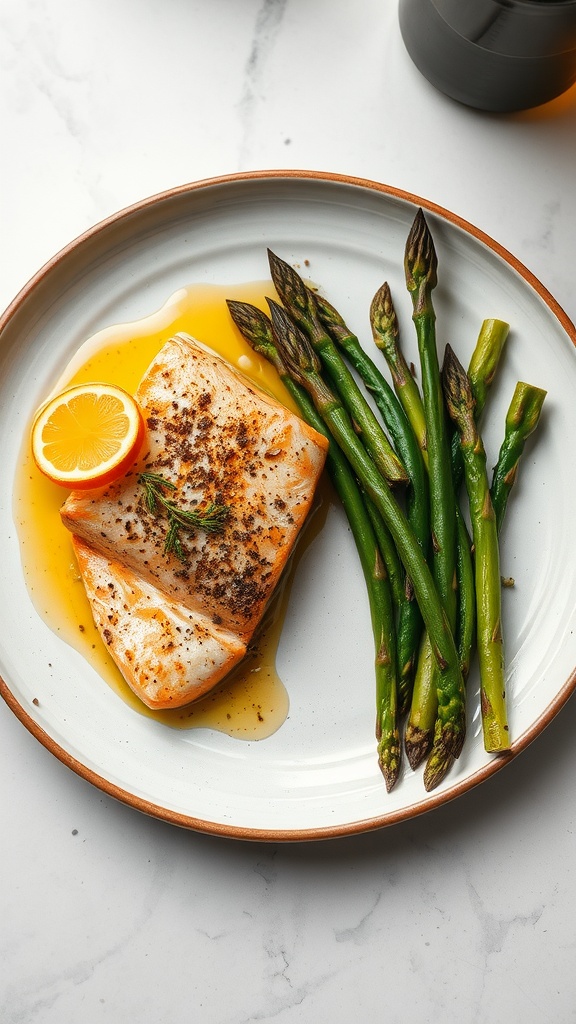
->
left=370, top=268, right=475, bottom=777
left=491, top=381, right=547, bottom=533
left=405, top=209, right=458, bottom=623
left=404, top=510, right=474, bottom=777
left=312, top=290, right=429, bottom=535
left=411, top=511, right=473, bottom=780
left=361, top=490, right=407, bottom=611
left=449, top=321, right=510, bottom=681
left=226, top=298, right=401, bottom=788
left=370, top=278, right=441, bottom=762
left=402, top=511, right=473, bottom=766
left=468, top=320, right=511, bottom=414
left=267, top=249, right=408, bottom=488
left=443, top=345, right=509, bottom=753
left=425, top=375, right=541, bottom=769
left=406, top=319, right=512, bottom=769
left=266, top=297, right=466, bottom=769
left=311, top=289, right=429, bottom=714
left=370, top=282, right=428, bottom=457
left=451, top=319, right=510, bottom=489
left=404, top=209, right=465, bottom=787
left=456, top=514, right=476, bottom=683
left=404, top=634, right=437, bottom=768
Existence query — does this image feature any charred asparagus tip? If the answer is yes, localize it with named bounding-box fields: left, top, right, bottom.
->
left=405, top=208, right=438, bottom=294
left=267, top=248, right=313, bottom=319
left=404, top=726, right=434, bottom=771
left=442, top=344, right=476, bottom=438
left=378, top=735, right=402, bottom=793
left=312, top=290, right=340, bottom=322
left=370, top=282, right=399, bottom=341
left=266, top=297, right=322, bottom=381
left=226, top=298, right=272, bottom=347
left=423, top=750, right=455, bottom=792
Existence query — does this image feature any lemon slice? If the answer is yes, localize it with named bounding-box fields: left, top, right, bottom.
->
left=31, top=382, right=145, bottom=489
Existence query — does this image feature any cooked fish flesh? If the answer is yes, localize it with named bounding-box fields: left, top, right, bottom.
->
left=73, top=537, right=247, bottom=709
left=62, top=333, right=328, bottom=708
left=62, top=333, right=329, bottom=639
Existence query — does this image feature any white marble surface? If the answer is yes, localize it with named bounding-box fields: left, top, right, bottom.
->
left=2, top=1, right=576, bottom=1021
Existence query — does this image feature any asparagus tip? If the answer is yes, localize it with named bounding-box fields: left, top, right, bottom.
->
left=266, top=297, right=322, bottom=382
left=370, top=281, right=398, bottom=341
left=423, top=749, right=455, bottom=792
left=226, top=298, right=275, bottom=357
left=405, top=208, right=438, bottom=294
left=267, top=248, right=310, bottom=315
left=422, top=715, right=466, bottom=788
left=378, top=734, right=402, bottom=793
left=404, top=725, right=433, bottom=770
left=442, top=344, right=476, bottom=437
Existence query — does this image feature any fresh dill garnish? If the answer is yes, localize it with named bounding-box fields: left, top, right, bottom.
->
left=138, top=472, right=229, bottom=562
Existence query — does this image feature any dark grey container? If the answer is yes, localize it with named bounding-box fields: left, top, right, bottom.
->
left=399, top=0, right=576, bottom=112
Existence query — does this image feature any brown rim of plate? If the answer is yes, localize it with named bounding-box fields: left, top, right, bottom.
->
left=1, top=168, right=575, bottom=843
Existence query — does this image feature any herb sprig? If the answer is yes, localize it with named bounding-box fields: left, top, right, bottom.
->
left=139, top=472, right=229, bottom=562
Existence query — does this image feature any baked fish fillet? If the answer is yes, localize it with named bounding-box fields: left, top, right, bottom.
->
left=72, top=537, right=246, bottom=709
left=61, top=333, right=328, bottom=707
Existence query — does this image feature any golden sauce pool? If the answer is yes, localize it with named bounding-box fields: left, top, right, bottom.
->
left=14, top=282, right=328, bottom=739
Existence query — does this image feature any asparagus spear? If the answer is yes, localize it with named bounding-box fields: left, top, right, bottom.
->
left=404, top=210, right=466, bottom=788
left=468, top=320, right=511, bottom=415
left=370, top=264, right=474, bottom=776
left=491, top=381, right=547, bottom=533
left=361, top=490, right=407, bottom=611
left=456, top=514, right=476, bottom=684
left=311, top=289, right=429, bottom=714
left=452, top=334, right=543, bottom=671
left=369, top=279, right=439, bottom=762
left=226, top=298, right=401, bottom=788
left=433, top=375, right=544, bottom=761
left=448, top=320, right=509, bottom=689
left=443, top=345, right=509, bottom=753
left=405, top=635, right=437, bottom=768
left=405, top=209, right=458, bottom=622
left=267, top=249, right=408, bottom=488
left=370, top=282, right=428, bottom=457
left=266, top=297, right=466, bottom=769
left=447, top=321, right=509, bottom=717
left=408, top=333, right=535, bottom=768
left=451, top=318, right=510, bottom=489
left=312, top=289, right=429, bottom=549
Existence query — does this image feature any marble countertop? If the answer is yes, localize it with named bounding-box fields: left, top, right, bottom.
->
left=1, top=1, right=576, bottom=1021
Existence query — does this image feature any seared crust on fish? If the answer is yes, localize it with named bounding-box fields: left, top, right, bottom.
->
left=61, top=334, right=328, bottom=708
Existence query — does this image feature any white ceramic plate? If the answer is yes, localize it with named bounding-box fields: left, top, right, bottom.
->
left=2, top=171, right=575, bottom=841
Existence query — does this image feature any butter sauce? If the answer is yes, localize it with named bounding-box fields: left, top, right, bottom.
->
left=14, top=282, right=328, bottom=739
